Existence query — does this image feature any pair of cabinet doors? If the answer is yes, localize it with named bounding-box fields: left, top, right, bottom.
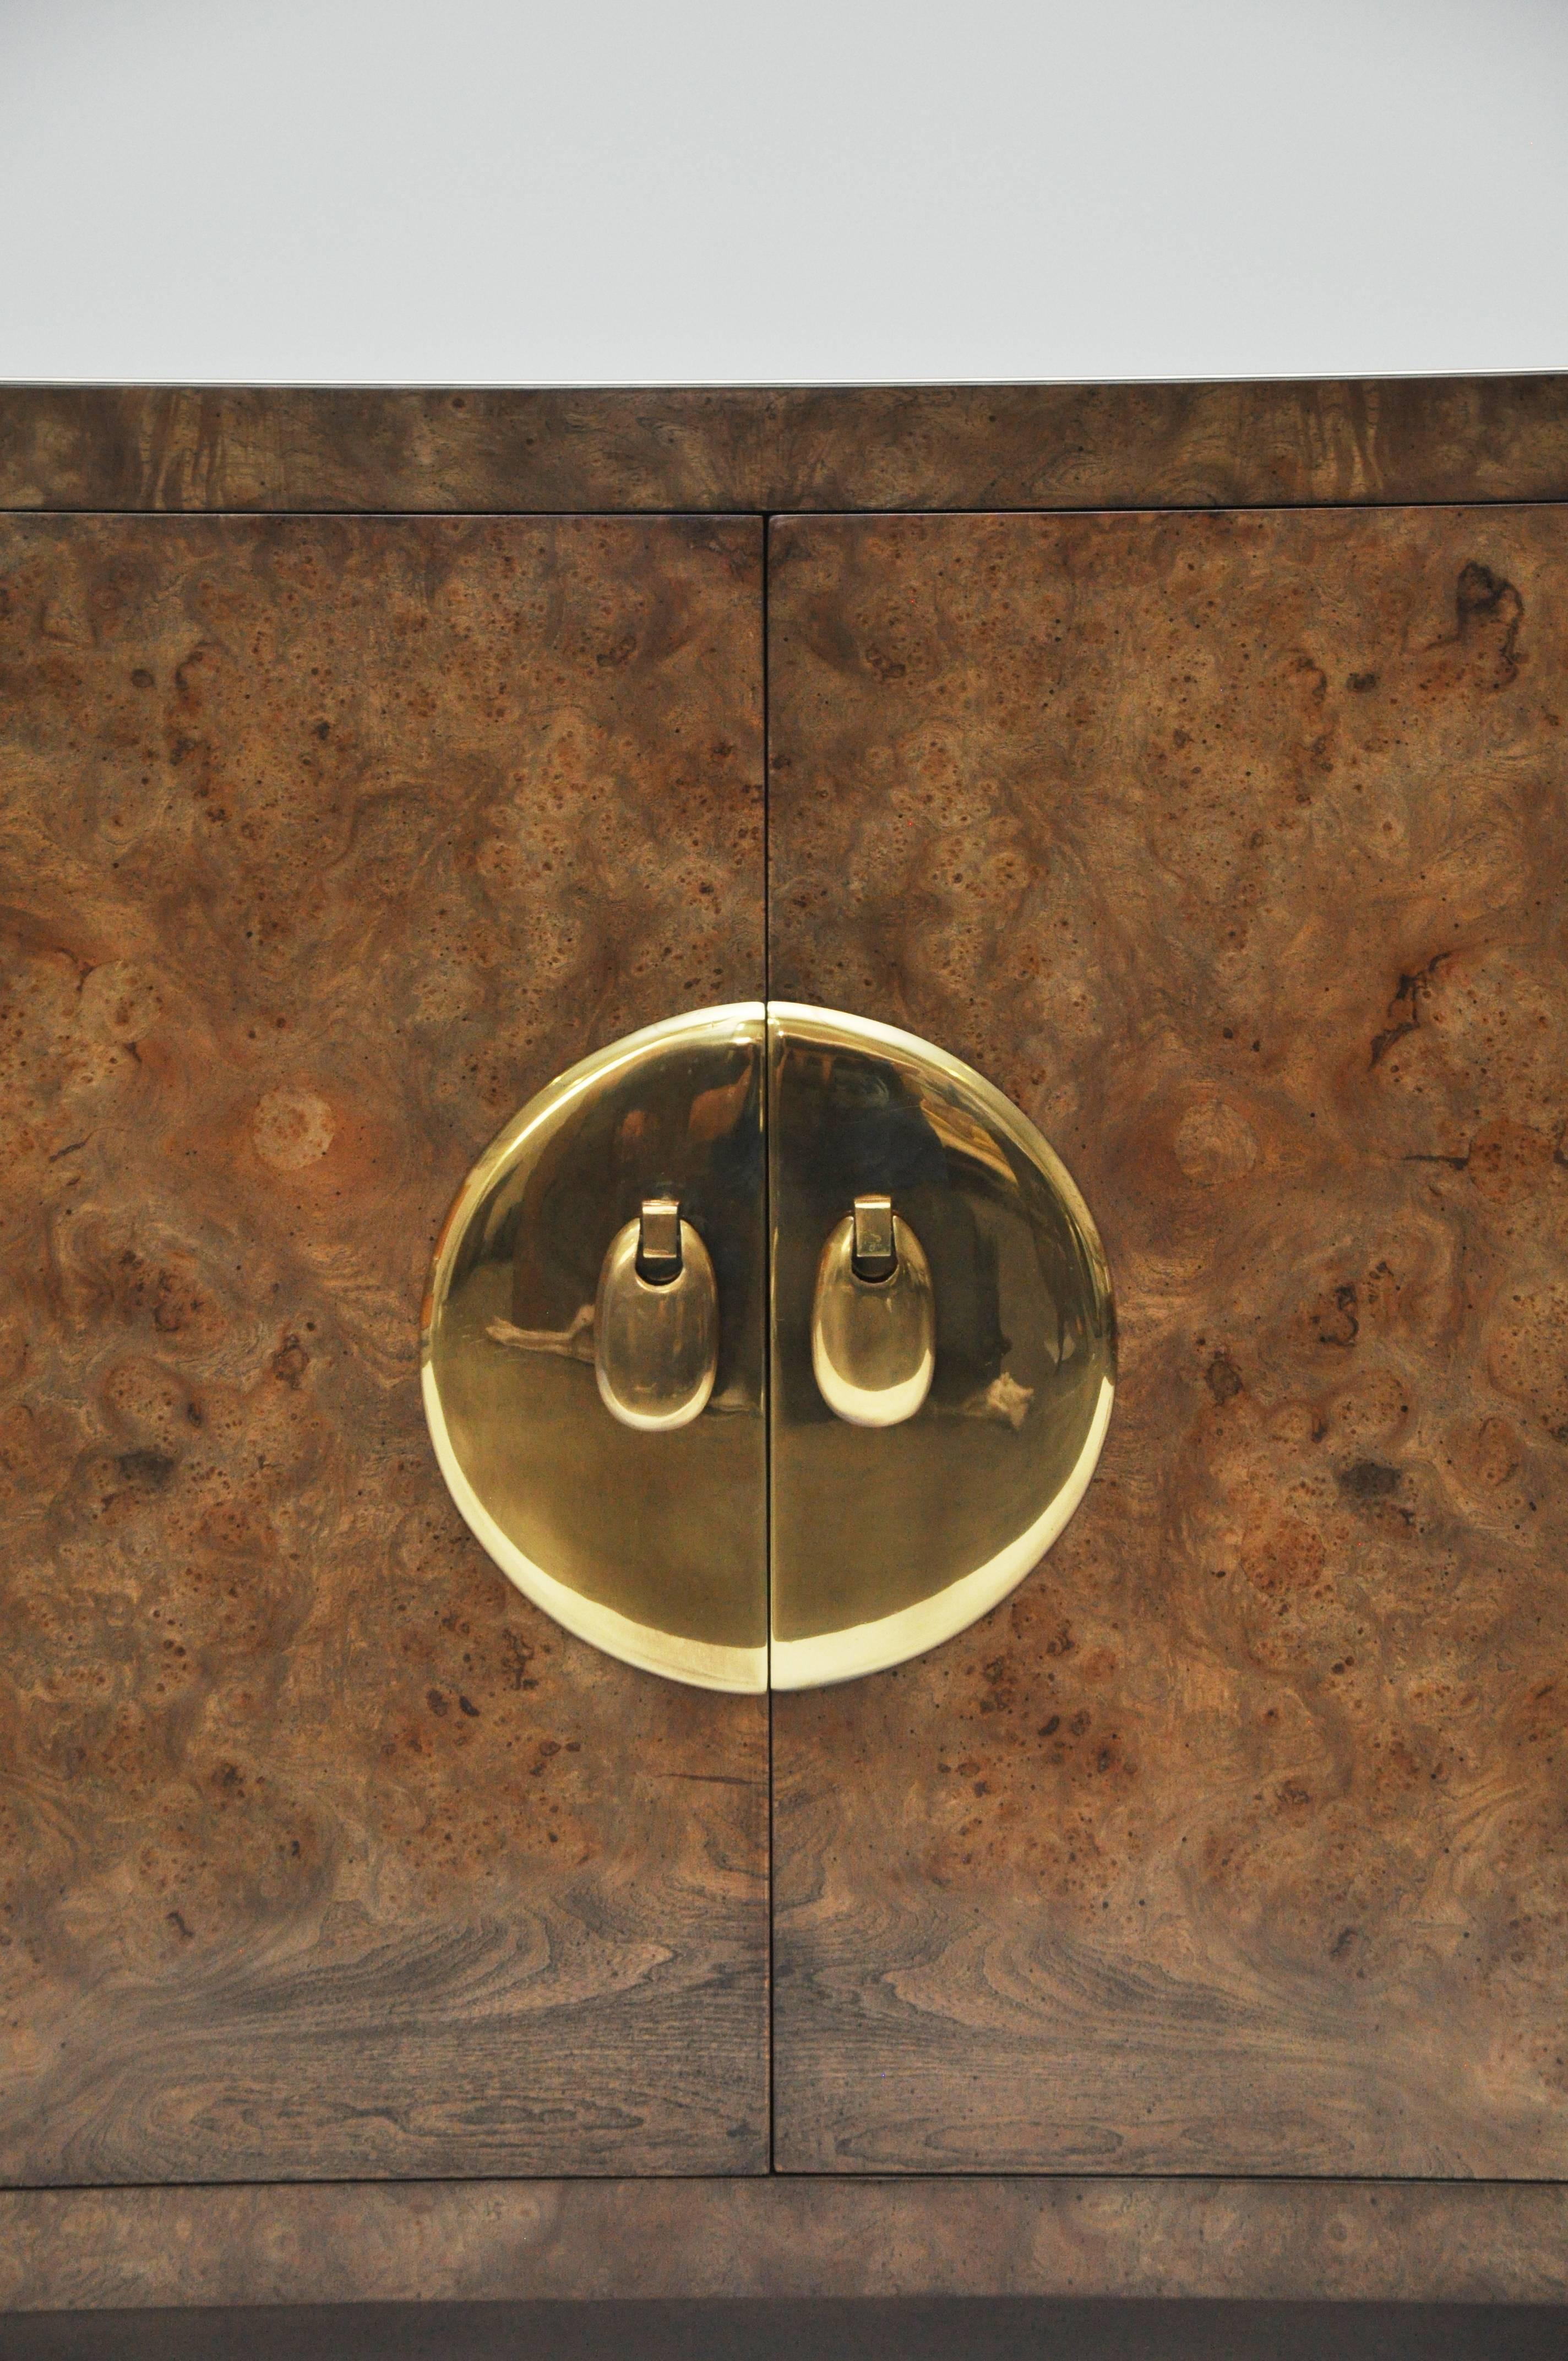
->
left=1, top=501, right=1564, bottom=2184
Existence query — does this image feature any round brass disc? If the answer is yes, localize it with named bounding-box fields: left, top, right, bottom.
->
left=424, top=1000, right=1112, bottom=1695
left=767, top=1004, right=1116, bottom=1689
left=421, top=1004, right=767, bottom=1694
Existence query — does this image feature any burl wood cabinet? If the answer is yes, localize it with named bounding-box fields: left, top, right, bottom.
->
left=2, top=380, right=1567, bottom=2318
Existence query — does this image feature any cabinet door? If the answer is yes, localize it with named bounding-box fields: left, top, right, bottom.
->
left=0, top=515, right=768, bottom=2181
left=767, top=507, right=1568, bottom=2174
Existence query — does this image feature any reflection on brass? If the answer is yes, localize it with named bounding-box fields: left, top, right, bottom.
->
left=595, top=1205, right=718, bottom=1433
left=811, top=1203, right=934, bottom=1429
left=770, top=1003, right=1116, bottom=1690
left=422, top=1004, right=766, bottom=1694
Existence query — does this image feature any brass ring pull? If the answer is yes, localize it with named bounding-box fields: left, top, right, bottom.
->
left=810, top=1194, right=934, bottom=1429
left=595, top=1196, right=719, bottom=1433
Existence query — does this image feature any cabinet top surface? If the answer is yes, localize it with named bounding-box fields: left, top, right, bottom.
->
left=1, top=377, right=1565, bottom=514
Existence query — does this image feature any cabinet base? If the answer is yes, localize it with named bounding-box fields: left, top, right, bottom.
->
left=3, top=2177, right=1567, bottom=2311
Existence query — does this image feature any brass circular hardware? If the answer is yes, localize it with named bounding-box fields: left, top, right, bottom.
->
left=422, top=1003, right=1114, bottom=1693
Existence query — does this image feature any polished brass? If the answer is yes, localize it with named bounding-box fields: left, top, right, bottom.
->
left=423, top=999, right=1112, bottom=1695
left=636, top=1194, right=683, bottom=1280
left=811, top=1204, right=934, bottom=1429
left=594, top=1206, right=717, bottom=1434
left=769, top=1003, right=1116, bottom=1690
left=422, top=1005, right=766, bottom=1693
left=850, top=1192, right=896, bottom=1281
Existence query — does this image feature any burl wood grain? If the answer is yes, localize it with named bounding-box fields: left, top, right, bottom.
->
left=1, top=379, right=1565, bottom=513
left=0, top=513, right=767, bottom=2180
left=4, top=2175, right=1568, bottom=2309
left=768, top=505, right=1568, bottom=2172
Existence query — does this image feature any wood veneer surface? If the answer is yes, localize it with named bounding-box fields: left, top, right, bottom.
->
left=4, top=2174, right=1568, bottom=2309
left=768, top=504, right=1568, bottom=2173
left=1, top=380, right=1565, bottom=514
left=0, top=513, right=767, bottom=2182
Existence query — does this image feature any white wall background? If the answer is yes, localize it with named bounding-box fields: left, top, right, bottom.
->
left=2, top=0, right=1565, bottom=384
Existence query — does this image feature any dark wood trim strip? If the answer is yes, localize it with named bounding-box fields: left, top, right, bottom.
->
left=8, top=2299, right=1568, bottom=2361
left=1, top=379, right=1566, bottom=514
left=3, top=2177, right=1567, bottom=2311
